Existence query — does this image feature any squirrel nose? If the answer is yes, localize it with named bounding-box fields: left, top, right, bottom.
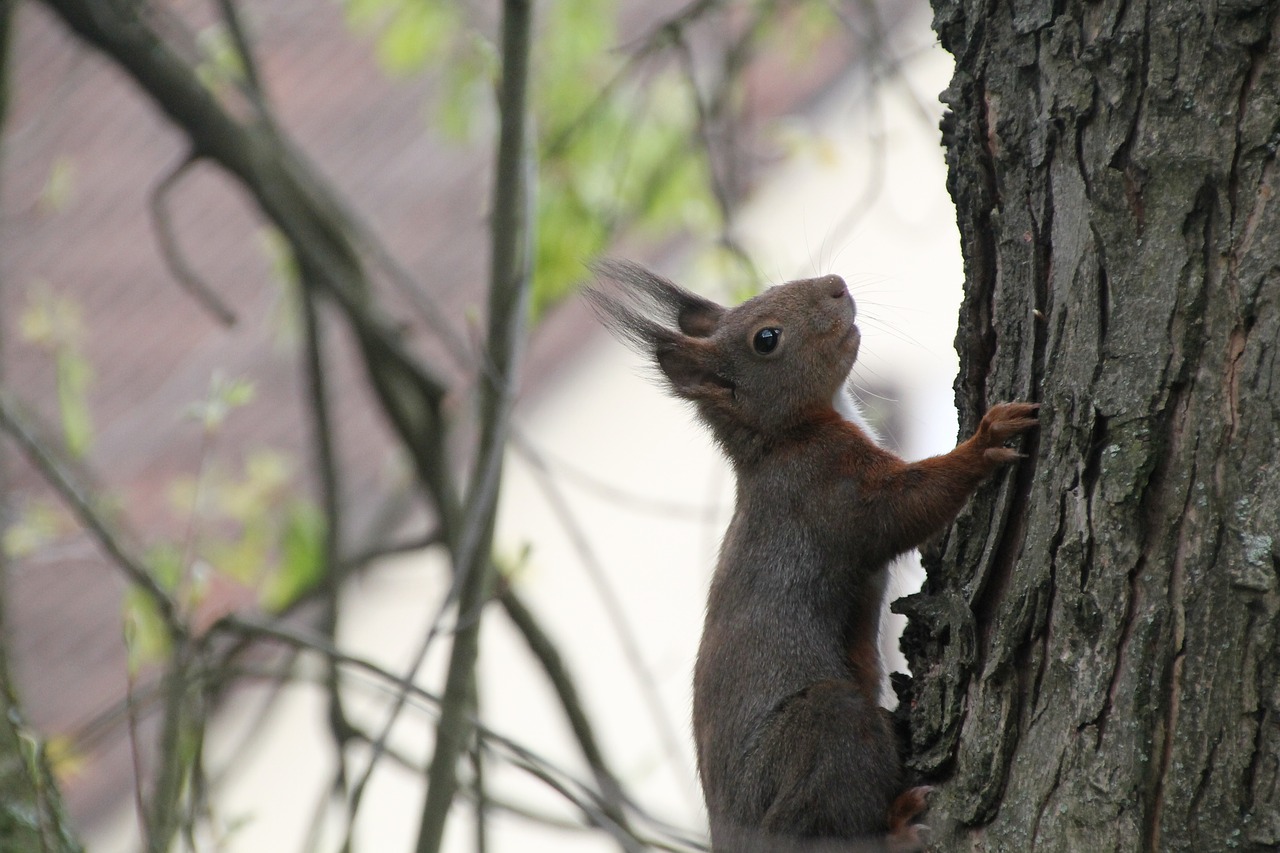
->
left=821, top=274, right=847, bottom=298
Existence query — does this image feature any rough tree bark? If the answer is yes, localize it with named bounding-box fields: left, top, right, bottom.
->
left=897, top=1, right=1280, bottom=851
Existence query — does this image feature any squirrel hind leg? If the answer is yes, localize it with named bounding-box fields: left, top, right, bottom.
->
left=756, top=680, right=902, bottom=838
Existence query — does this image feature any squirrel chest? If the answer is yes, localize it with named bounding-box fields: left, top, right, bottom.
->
left=693, top=421, right=896, bottom=824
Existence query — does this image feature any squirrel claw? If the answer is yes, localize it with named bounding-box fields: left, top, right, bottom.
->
left=977, top=401, right=1039, bottom=462
left=886, top=822, right=931, bottom=853
left=983, top=446, right=1026, bottom=464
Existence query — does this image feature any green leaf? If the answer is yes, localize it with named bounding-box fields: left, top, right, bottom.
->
left=217, top=450, right=290, bottom=521
left=374, top=1, right=461, bottom=76
left=18, top=283, right=96, bottom=456
left=56, top=349, right=94, bottom=458
left=531, top=184, right=608, bottom=318
left=343, top=0, right=388, bottom=29
left=43, top=735, right=86, bottom=785
left=195, top=23, right=247, bottom=92
left=145, top=542, right=186, bottom=591
left=438, top=33, right=499, bottom=140
left=221, top=378, right=256, bottom=409
left=261, top=501, right=327, bottom=611
left=18, top=286, right=55, bottom=346
left=338, top=0, right=721, bottom=320
left=18, top=282, right=83, bottom=350
left=38, top=157, right=77, bottom=214
left=2, top=499, right=74, bottom=559
left=186, top=372, right=256, bottom=432
left=207, top=524, right=272, bottom=586
left=258, top=227, right=299, bottom=291
left=122, top=587, right=173, bottom=670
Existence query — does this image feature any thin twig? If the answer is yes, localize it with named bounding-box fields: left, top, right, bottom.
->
left=42, top=0, right=464, bottom=531
left=298, top=767, right=343, bottom=853
left=150, top=153, right=237, bottom=326
left=338, top=529, right=443, bottom=574
left=123, top=666, right=153, bottom=853
left=511, top=428, right=723, bottom=521
left=337, top=559, right=459, bottom=852
left=498, top=585, right=643, bottom=852
left=627, top=0, right=724, bottom=53
left=519, top=428, right=692, bottom=793
left=667, top=15, right=760, bottom=280
left=543, top=0, right=729, bottom=160
left=146, top=646, right=206, bottom=851
left=211, top=0, right=268, bottom=118
left=837, top=0, right=937, bottom=126
left=348, top=217, right=474, bottom=374
left=0, top=7, right=74, bottom=842
left=214, top=616, right=707, bottom=852
left=298, top=267, right=355, bottom=791
left=470, top=675, right=488, bottom=853
left=0, top=392, right=184, bottom=638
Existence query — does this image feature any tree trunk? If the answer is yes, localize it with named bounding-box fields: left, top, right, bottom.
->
left=897, top=2, right=1280, bottom=851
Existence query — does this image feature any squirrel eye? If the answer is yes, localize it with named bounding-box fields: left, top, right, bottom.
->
left=752, top=327, right=781, bottom=355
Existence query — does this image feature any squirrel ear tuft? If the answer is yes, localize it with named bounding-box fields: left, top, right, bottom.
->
left=591, top=258, right=725, bottom=338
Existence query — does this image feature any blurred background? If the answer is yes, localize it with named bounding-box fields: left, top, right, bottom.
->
left=0, top=0, right=963, bottom=850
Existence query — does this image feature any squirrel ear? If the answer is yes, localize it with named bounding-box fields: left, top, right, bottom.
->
left=657, top=340, right=734, bottom=400
left=677, top=301, right=724, bottom=338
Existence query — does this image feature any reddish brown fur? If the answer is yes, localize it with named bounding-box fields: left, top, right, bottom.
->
left=588, top=261, right=1037, bottom=851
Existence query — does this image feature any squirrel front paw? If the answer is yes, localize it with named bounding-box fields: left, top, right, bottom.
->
left=976, top=402, right=1039, bottom=464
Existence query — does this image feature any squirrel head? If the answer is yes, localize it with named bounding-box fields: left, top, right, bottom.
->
left=588, top=260, right=861, bottom=461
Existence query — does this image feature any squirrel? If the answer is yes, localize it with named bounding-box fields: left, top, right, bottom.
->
left=588, top=260, right=1038, bottom=851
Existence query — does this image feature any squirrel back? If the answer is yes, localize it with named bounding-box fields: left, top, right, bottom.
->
left=589, top=261, right=1037, bottom=851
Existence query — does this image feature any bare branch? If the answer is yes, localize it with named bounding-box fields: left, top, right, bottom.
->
left=628, top=0, right=725, bottom=52
left=338, top=530, right=443, bottom=575
left=123, top=667, right=151, bottom=852
left=337, top=560, right=458, bottom=851
left=211, top=0, right=266, bottom=114
left=0, top=392, right=184, bottom=639
left=415, top=0, right=535, bottom=848
left=497, top=585, right=643, bottom=852
left=212, top=616, right=706, bottom=851
left=511, top=429, right=723, bottom=521
left=666, top=7, right=771, bottom=281
left=298, top=270, right=356, bottom=789
left=150, top=153, right=237, bottom=326
left=38, top=0, right=464, bottom=532
left=145, top=648, right=208, bottom=851
left=213, top=0, right=471, bottom=374
left=213, top=0, right=472, bottom=373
